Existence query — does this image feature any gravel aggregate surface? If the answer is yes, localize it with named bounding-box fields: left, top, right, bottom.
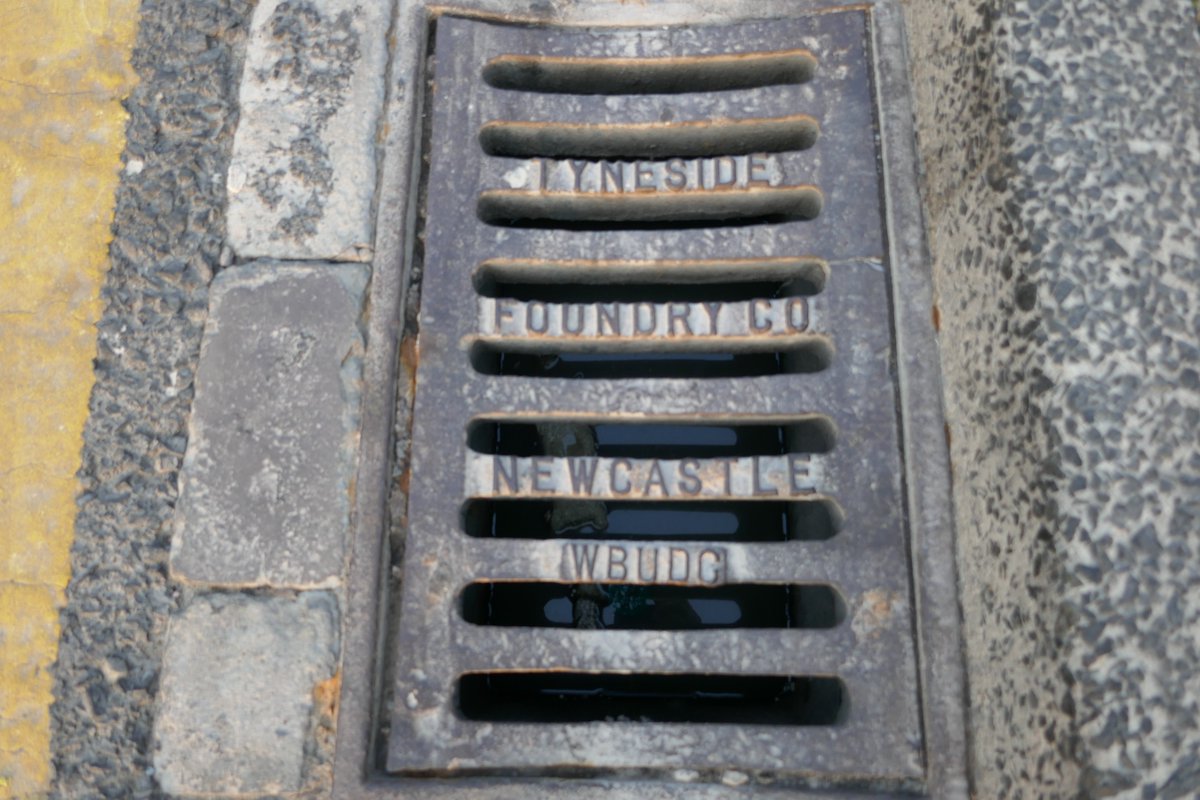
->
left=49, top=1, right=253, bottom=796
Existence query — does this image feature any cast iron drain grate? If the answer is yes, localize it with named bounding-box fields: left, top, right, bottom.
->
left=387, top=10, right=925, bottom=783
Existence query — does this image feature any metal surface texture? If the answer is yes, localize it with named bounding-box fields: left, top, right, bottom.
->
left=333, top=1, right=968, bottom=797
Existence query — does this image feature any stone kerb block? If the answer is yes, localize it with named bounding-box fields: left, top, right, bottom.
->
left=226, top=0, right=390, bottom=261
left=171, top=263, right=367, bottom=588
left=154, top=592, right=339, bottom=796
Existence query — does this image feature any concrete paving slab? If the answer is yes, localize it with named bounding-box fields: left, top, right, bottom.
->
left=171, top=263, right=367, bottom=588
left=153, top=591, right=339, bottom=796
left=226, top=0, right=390, bottom=262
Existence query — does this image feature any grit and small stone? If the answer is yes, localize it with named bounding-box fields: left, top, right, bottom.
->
left=49, top=1, right=252, bottom=796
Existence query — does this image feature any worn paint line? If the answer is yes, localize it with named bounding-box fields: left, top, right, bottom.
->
left=0, top=1, right=139, bottom=795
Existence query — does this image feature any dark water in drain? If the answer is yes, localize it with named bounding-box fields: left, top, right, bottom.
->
left=469, top=419, right=834, bottom=457
left=463, top=583, right=841, bottom=629
left=464, top=499, right=838, bottom=541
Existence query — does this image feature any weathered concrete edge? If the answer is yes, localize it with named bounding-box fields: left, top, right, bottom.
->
left=332, top=0, right=410, bottom=786
left=870, top=2, right=970, bottom=797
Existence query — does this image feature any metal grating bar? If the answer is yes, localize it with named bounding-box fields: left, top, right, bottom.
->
left=456, top=539, right=902, bottom=588
left=389, top=684, right=920, bottom=776
left=450, top=625, right=866, bottom=674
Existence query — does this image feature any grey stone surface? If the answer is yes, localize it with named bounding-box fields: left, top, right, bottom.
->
left=153, top=591, right=339, bottom=796
left=171, top=262, right=367, bottom=588
left=226, top=0, right=389, bottom=262
left=903, top=0, right=1200, bottom=797
left=1010, top=7, right=1200, bottom=797
left=50, top=1, right=254, bottom=797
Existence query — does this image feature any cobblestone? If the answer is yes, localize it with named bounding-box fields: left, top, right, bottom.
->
left=226, top=0, right=391, bottom=262
left=153, top=591, right=339, bottom=796
left=171, top=263, right=367, bottom=589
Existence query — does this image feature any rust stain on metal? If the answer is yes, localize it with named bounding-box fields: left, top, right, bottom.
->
left=854, top=589, right=901, bottom=639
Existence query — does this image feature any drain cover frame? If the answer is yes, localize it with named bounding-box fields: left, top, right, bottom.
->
left=332, top=1, right=969, bottom=797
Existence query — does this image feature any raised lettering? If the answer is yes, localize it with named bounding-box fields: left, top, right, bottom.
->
left=664, top=159, right=687, bottom=190
left=635, top=161, right=655, bottom=190
left=570, top=543, right=600, bottom=578
left=610, top=458, right=633, bottom=495
left=601, top=161, right=624, bottom=193
left=789, top=454, right=813, bottom=494
left=667, top=303, right=693, bottom=335
left=701, top=301, right=722, bottom=334
left=493, top=455, right=519, bottom=493
left=748, top=153, right=770, bottom=186
left=607, top=546, right=628, bottom=580
left=532, top=456, right=554, bottom=491
left=643, top=459, right=668, bottom=496
left=564, top=304, right=585, bottom=334
left=637, top=546, right=659, bottom=581
left=634, top=302, right=657, bottom=335
left=750, top=299, right=772, bottom=332
left=678, top=458, right=703, bottom=496
left=715, top=457, right=737, bottom=495
left=787, top=297, right=809, bottom=332
left=568, top=159, right=588, bottom=191
left=567, top=457, right=599, bottom=494
left=527, top=301, right=549, bottom=334
left=669, top=548, right=689, bottom=582
left=753, top=455, right=778, bottom=496
left=715, top=156, right=738, bottom=187
left=698, top=549, right=725, bottom=585
left=538, top=158, right=549, bottom=191
left=494, top=299, right=515, bottom=333
left=597, top=302, right=620, bottom=336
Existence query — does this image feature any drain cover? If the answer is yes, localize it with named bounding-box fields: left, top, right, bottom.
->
left=388, top=9, right=928, bottom=783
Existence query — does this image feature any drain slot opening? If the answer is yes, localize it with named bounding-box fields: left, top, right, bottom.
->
left=480, top=115, right=819, bottom=159
left=478, top=187, right=822, bottom=228
left=478, top=279, right=818, bottom=304
left=482, top=50, right=818, bottom=95
left=473, top=257, right=828, bottom=296
left=462, top=583, right=844, bottom=629
left=468, top=419, right=835, bottom=458
left=458, top=673, right=845, bottom=725
left=470, top=344, right=831, bottom=379
left=463, top=499, right=842, bottom=541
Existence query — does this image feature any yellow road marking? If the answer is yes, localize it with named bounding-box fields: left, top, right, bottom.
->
left=0, top=1, right=139, bottom=795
